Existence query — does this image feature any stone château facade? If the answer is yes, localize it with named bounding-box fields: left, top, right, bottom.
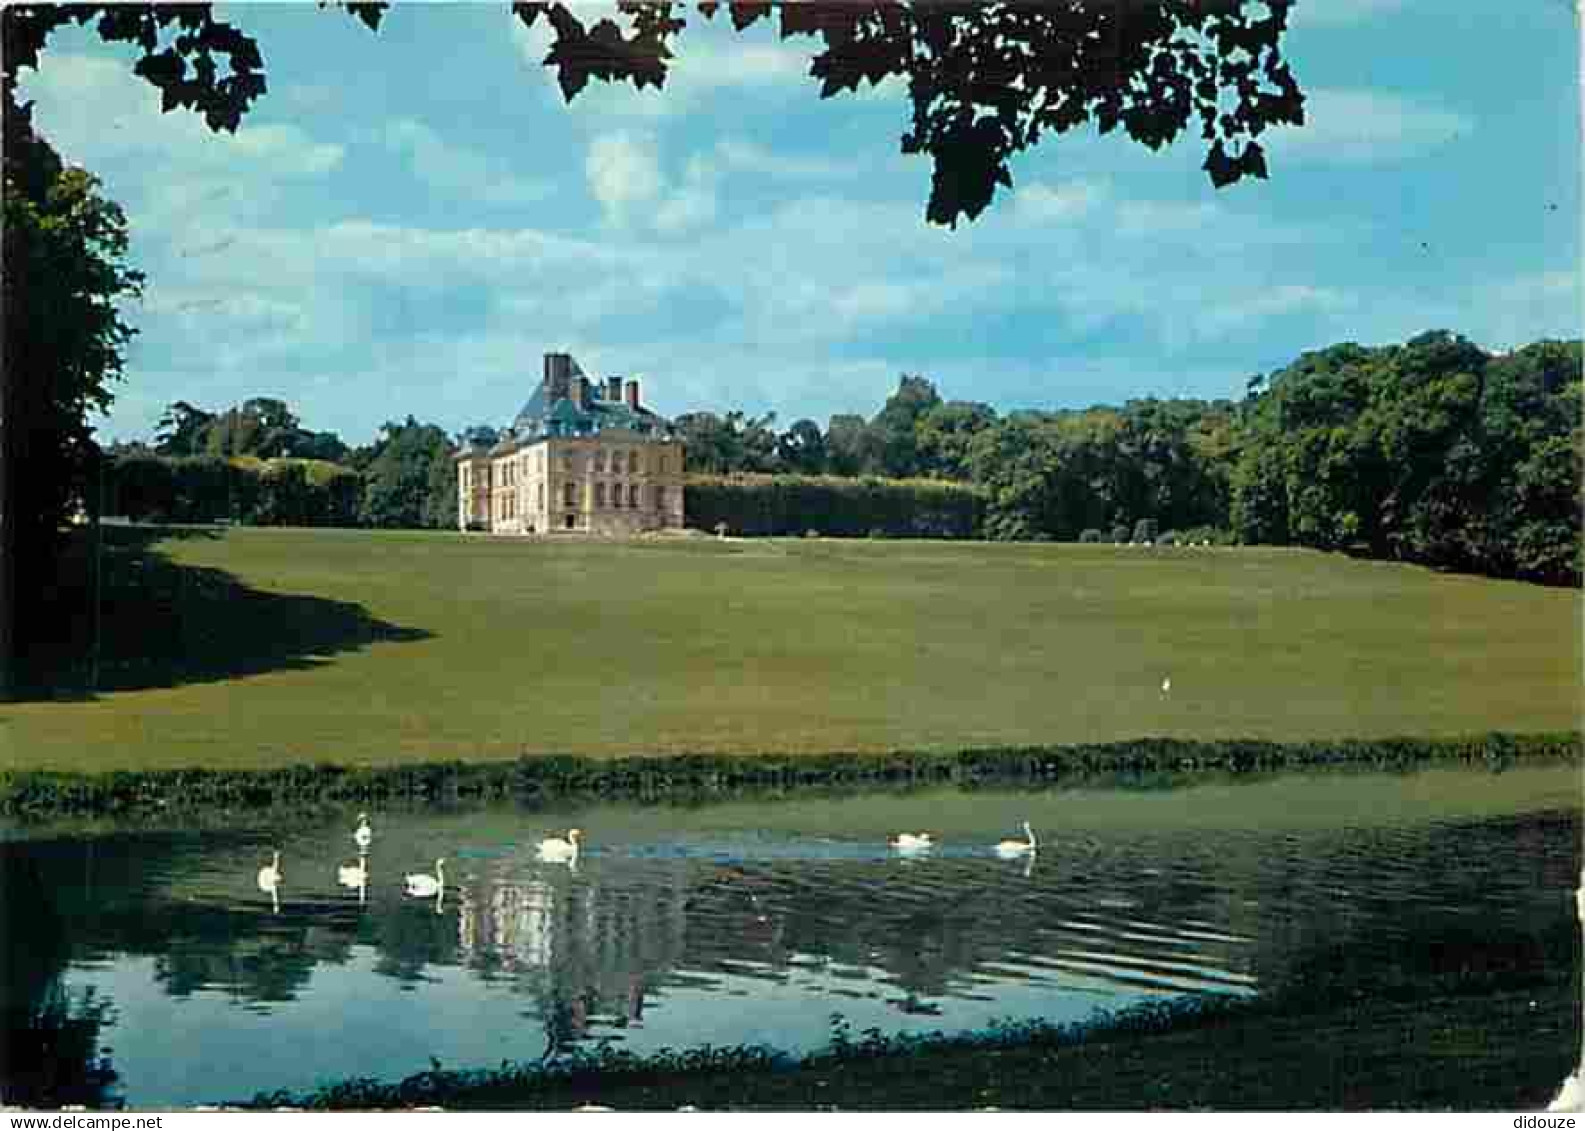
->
left=456, top=353, right=685, bottom=535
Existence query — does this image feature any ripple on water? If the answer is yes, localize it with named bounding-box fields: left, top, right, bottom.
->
left=4, top=783, right=1577, bottom=1108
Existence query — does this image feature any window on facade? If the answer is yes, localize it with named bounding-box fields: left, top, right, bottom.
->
left=595, top=483, right=606, bottom=507
left=629, top=451, right=640, bottom=474
left=594, top=450, right=606, bottom=472
left=564, top=482, right=576, bottom=507
left=629, top=484, right=640, bottom=507
left=610, top=483, right=622, bottom=509
left=654, top=485, right=666, bottom=511
left=538, top=483, right=544, bottom=506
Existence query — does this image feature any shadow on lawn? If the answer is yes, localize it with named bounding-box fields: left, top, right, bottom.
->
left=16, top=525, right=432, bottom=700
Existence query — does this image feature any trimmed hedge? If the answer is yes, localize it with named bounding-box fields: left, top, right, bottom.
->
left=107, top=454, right=361, bottom=527
left=684, top=474, right=987, bottom=539
left=1, top=731, right=1575, bottom=818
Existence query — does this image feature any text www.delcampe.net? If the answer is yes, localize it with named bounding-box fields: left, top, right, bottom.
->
left=9, top=1118, right=163, bottom=1130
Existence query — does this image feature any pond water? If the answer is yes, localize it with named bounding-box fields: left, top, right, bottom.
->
left=2, top=762, right=1579, bottom=1109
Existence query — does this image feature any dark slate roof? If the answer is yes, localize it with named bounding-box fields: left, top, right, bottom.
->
left=508, top=372, right=671, bottom=442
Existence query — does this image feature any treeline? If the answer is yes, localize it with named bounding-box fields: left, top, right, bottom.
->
left=1232, top=334, right=1581, bottom=585
left=111, top=330, right=1580, bottom=586
left=680, top=332, right=1580, bottom=584
left=674, top=376, right=1240, bottom=543
left=111, top=401, right=462, bottom=530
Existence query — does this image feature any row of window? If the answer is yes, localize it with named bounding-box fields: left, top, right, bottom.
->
left=589, top=483, right=668, bottom=509
left=474, top=447, right=676, bottom=482
left=491, top=482, right=670, bottom=521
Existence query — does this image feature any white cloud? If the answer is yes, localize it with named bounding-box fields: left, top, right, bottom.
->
left=584, top=134, right=724, bottom=234
left=1198, top=285, right=1355, bottom=337
left=1267, top=88, right=1472, bottom=164
left=654, top=155, right=719, bottom=234
left=21, top=53, right=344, bottom=178
left=713, top=139, right=848, bottom=180
left=1014, top=180, right=1107, bottom=225
left=1113, top=198, right=1219, bottom=236
left=381, top=119, right=552, bottom=206
left=585, top=131, right=667, bottom=225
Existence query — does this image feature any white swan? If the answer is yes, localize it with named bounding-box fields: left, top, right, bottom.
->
left=353, top=812, right=373, bottom=850
left=889, top=832, right=935, bottom=852
left=536, top=828, right=582, bottom=864
left=405, top=858, right=445, bottom=898
left=257, top=850, right=283, bottom=911
left=338, top=855, right=369, bottom=902
left=994, top=821, right=1037, bottom=858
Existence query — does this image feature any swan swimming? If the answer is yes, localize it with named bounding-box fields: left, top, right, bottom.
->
left=536, top=829, right=582, bottom=864
left=353, top=813, right=373, bottom=850
left=257, top=850, right=283, bottom=911
left=889, top=832, right=935, bottom=852
left=405, top=858, right=445, bottom=898
left=994, top=821, right=1037, bottom=858
left=338, top=855, right=369, bottom=902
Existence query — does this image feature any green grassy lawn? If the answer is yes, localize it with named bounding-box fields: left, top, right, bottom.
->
left=4, top=526, right=1579, bottom=772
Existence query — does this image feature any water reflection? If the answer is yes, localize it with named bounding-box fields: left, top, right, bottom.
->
left=0, top=765, right=1578, bottom=1108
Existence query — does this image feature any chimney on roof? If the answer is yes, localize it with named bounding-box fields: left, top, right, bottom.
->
left=606, top=375, right=622, bottom=402
left=545, top=352, right=572, bottom=403
left=571, top=376, right=590, bottom=411
left=625, top=378, right=640, bottom=410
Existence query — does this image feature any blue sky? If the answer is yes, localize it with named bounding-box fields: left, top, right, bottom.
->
left=19, top=1, right=1582, bottom=446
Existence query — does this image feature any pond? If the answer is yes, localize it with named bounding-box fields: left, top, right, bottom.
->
left=2, top=762, right=1579, bottom=1109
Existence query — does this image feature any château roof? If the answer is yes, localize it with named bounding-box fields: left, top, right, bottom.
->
left=458, top=354, right=673, bottom=461
left=509, top=379, right=669, bottom=443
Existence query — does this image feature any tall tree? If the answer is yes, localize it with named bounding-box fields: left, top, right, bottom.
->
left=777, top=418, right=828, bottom=475
left=2, top=109, right=143, bottom=690
left=1229, top=332, right=1581, bottom=584
left=914, top=399, right=997, bottom=480
left=153, top=400, right=215, bottom=456
left=825, top=413, right=880, bottom=477
left=358, top=417, right=454, bottom=529
left=870, top=374, right=941, bottom=478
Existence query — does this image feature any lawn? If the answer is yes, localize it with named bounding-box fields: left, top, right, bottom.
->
left=4, top=526, right=1579, bottom=772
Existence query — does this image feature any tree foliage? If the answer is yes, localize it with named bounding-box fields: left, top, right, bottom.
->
left=2, top=109, right=144, bottom=678
left=517, top=1, right=1304, bottom=224
left=356, top=417, right=456, bottom=529
left=4, top=1, right=1306, bottom=230
left=1231, top=333, right=1581, bottom=584
left=155, top=397, right=349, bottom=462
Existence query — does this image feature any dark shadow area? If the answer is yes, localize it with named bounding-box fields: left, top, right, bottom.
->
left=14, top=524, right=432, bottom=701
left=0, top=850, right=122, bottom=1109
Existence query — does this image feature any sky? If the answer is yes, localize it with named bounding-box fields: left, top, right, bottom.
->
left=18, top=1, right=1583, bottom=447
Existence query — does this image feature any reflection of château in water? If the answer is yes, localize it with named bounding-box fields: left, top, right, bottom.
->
left=453, top=861, right=693, bottom=1042
left=5, top=803, right=1576, bottom=1081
